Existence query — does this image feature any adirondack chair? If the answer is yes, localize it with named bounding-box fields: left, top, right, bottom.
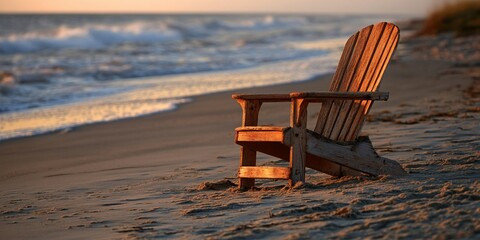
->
left=232, top=22, right=407, bottom=190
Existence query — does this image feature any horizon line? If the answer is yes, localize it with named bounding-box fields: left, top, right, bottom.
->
left=0, top=11, right=413, bottom=17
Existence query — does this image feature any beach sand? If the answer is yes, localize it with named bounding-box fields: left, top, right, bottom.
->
left=1, top=30, right=479, bottom=239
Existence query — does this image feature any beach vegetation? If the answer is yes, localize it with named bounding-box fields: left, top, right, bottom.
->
left=417, top=0, right=480, bottom=36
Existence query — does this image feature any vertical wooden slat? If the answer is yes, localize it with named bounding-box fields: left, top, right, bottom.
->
left=313, top=22, right=399, bottom=143
left=336, top=23, right=394, bottom=142
left=322, top=25, right=373, bottom=140
left=329, top=23, right=388, bottom=141
left=237, top=99, right=262, bottom=190
left=289, top=98, right=307, bottom=186
left=369, top=30, right=400, bottom=92
left=329, top=32, right=361, bottom=91
left=314, top=32, right=359, bottom=134
left=346, top=32, right=399, bottom=140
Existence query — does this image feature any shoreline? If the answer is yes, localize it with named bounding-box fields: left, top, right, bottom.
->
left=0, top=52, right=342, bottom=142
left=1, top=30, right=479, bottom=238
left=0, top=69, right=334, bottom=144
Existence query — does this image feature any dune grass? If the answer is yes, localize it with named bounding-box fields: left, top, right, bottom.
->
left=417, top=0, right=480, bottom=36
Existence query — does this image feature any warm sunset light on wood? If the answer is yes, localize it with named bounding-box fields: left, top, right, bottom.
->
left=233, top=22, right=406, bottom=189
left=0, top=0, right=478, bottom=238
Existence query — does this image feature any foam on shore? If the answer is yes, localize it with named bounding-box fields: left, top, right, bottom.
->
left=0, top=45, right=343, bottom=141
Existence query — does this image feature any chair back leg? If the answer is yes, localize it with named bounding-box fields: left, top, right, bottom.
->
left=289, top=98, right=308, bottom=186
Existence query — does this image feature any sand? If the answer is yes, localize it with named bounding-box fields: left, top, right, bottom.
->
left=1, top=29, right=479, bottom=239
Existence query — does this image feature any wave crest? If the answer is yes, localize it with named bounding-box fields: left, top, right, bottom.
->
left=0, top=22, right=181, bottom=54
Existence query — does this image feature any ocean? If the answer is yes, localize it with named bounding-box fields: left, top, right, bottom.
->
left=0, top=14, right=402, bottom=141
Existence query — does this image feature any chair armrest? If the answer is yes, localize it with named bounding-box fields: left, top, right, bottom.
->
left=233, top=94, right=291, bottom=127
left=289, top=91, right=389, bottom=102
left=232, top=94, right=291, bottom=102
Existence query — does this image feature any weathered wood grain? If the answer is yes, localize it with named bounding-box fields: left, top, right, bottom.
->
left=331, top=23, right=389, bottom=141
left=306, top=133, right=407, bottom=176
left=231, top=22, right=404, bottom=189
left=289, top=91, right=388, bottom=101
left=340, top=24, right=399, bottom=142
left=347, top=33, right=399, bottom=141
left=314, top=31, right=360, bottom=134
left=289, top=98, right=307, bottom=185
left=314, top=22, right=399, bottom=143
left=320, top=24, right=373, bottom=141
left=237, top=99, right=262, bottom=189
left=232, top=94, right=291, bottom=102
left=236, top=126, right=291, bottom=145
left=238, top=166, right=291, bottom=179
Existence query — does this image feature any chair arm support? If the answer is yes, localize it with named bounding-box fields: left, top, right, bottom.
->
left=233, top=94, right=291, bottom=127
left=232, top=94, right=291, bottom=102
left=233, top=91, right=388, bottom=127
left=233, top=98, right=262, bottom=127
left=289, top=91, right=389, bottom=102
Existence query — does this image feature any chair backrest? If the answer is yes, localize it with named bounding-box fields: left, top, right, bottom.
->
left=314, top=22, right=399, bottom=143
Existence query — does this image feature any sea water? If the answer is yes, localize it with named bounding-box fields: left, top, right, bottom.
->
left=0, top=14, right=402, bottom=141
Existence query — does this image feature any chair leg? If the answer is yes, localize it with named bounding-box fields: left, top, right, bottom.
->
left=236, top=99, right=262, bottom=190
left=238, top=146, right=256, bottom=190
left=289, top=98, right=307, bottom=186
left=289, top=127, right=306, bottom=186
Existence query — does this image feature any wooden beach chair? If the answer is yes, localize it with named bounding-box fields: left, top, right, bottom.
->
left=232, top=22, right=406, bottom=190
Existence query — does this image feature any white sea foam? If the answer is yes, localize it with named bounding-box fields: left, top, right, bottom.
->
left=0, top=50, right=342, bottom=141
left=0, top=22, right=180, bottom=53
left=0, top=15, right=310, bottom=54
left=0, top=14, right=403, bottom=141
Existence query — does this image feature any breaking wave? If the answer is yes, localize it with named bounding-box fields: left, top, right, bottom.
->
left=0, top=13, right=400, bottom=140
left=0, top=15, right=311, bottom=54
left=0, top=22, right=181, bottom=53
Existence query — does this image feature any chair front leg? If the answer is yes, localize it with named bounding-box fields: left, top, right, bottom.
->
left=237, top=99, right=262, bottom=190
left=289, top=98, right=308, bottom=186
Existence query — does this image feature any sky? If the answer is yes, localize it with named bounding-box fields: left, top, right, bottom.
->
left=0, top=0, right=453, bottom=16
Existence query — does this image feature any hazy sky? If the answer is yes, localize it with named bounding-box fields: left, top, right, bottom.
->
left=0, top=0, right=452, bottom=16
